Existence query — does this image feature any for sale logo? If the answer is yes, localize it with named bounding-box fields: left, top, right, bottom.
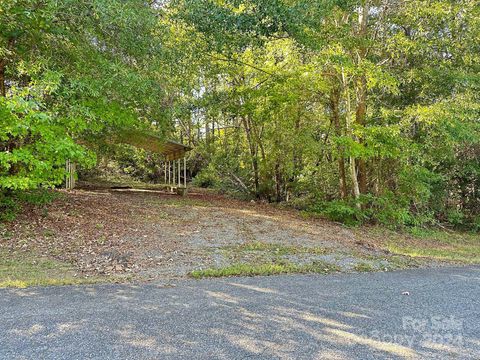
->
left=369, top=315, right=464, bottom=348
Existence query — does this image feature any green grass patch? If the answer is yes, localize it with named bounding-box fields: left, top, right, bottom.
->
left=387, top=243, right=480, bottom=264
left=364, top=226, right=480, bottom=265
left=190, top=260, right=340, bottom=278
left=350, top=249, right=423, bottom=270
left=385, top=228, right=480, bottom=264
left=407, top=227, right=479, bottom=244
left=0, top=250, right=102, bottom=288
left=385, top=255, right=423, bottom=269
left=353, top=262, right=375, bottom=272
left=227, top=241, right=330, bottom=256
left=16, top=189, right=63, bottom=206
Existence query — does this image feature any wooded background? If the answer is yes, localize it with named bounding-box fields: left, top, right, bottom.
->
left=1, top=0, right=479, bottom=230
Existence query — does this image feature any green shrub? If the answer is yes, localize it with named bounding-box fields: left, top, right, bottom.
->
left=0, top=93, right=94, bottom=192
left=0, top=189, right=60, bottom=222
left=16, top=189, right=61, bottom=206
left=364, top=193, right=412, bottom=227
left=0, top=195, right=20, bottom=222
left=471, top=216, right=480, bottom=233
left=305, top=192, right=442, bottom=229
left=113, top=145, right=163, bottom=182
left=192, top=165, right=219, bottom=188
left=446, top=209, right=465, bottom=228
left=309, top=200, right=365, bottom=226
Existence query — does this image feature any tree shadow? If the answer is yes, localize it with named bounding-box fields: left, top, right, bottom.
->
left=0, top=270, right=478, bottom=359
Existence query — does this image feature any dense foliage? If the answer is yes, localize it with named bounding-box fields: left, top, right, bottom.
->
left=0, top=0, right=172, bottom=191
left=172, top=0, right=480, bottom=229
left=1, top=0, right=479, bottom=230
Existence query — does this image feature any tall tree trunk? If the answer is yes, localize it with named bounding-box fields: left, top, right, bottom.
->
left=205, top=121, right=210, bottom=145
left=356, top=76, right=368, bottom=194
left=347, top=94, right=361, bottom=205
left=0, top=38, right=15, bottom=98
left=342, top=69, right=361, bottom=207
left=275, top=160, right=281, bottom=202
left=355, top=0, right=369, bottom=194
left=330, top=87, right=348, bottom=199
left=241, top=115, right=260, bottom=198
left=0, top=60, right=6, bottom=97
left=252, top=124, right=266, bottom=162
left=293, top=111, right=301, bottom=179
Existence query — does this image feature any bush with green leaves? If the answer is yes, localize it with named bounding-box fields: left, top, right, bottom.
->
left=0, top=189, right=60, bottom=222
left=192, top=164, right=220, bottom=188
left=1, top=0, right=172, bottom=192
left=112, top=145, right=163, bottom=183
left=0, top=194, right=20, bottom=222
left=0, top=93, right=94, bottom=191
left=308, top=201, right=365, bottom=227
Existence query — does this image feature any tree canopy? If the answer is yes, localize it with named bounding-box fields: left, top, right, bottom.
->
left=1, top=0, right=479, bottom=230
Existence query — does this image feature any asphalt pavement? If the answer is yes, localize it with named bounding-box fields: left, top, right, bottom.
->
left=1, top=266, right=479, bottom=359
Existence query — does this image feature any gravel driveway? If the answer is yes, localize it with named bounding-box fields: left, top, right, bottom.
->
left=2, top=187, right=425, bottom=281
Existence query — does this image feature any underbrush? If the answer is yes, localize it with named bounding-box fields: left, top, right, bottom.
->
left=0, top=189, right=61, bottom=222
left=193, top=161, right=479, bottom=233
left=304, top=195, right=479, bottom=233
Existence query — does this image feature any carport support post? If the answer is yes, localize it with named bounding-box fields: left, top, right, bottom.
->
left=65, top=159, right=76, bottom=190
left=164, top=161, right=167, bottom=185
left=178, top=158, right=181, bottom=187
left=173, top=160, right=176, bottom=185
left=184, top=157, right=186, bottom=188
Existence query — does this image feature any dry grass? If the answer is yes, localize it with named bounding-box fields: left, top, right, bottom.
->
left=363, top=227, right=480, bottom=264
left=0, top=250, right=104, bottom=288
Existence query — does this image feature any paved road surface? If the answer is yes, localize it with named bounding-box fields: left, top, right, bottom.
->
left=1, top=267, right=479, bottom=359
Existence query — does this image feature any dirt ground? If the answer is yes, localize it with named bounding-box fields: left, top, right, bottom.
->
left=0, top=186, right=424, bottom=282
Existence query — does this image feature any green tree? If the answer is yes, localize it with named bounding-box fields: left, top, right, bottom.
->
left=171, top=0, right=480, bottom=229
left=0, top=0, right=171, bottom=191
